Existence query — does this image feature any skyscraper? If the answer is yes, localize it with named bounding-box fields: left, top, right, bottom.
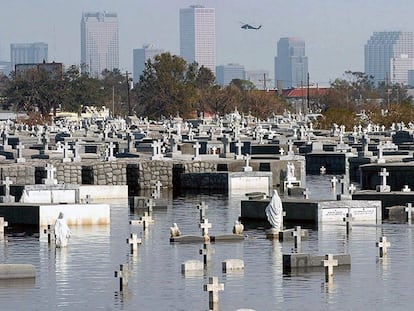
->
left=216, top=63, right=245, bottom=86
left=10, top=42, right=48, bottom=69
left=274, top=37, right=308, bottom=89
left=365, top=31, right=414, bottom=84
left=180, top=5, right=216, bottom=73
left=81, top=12, right=119, bottom=77
left=133, top=45, right=164, bottom=83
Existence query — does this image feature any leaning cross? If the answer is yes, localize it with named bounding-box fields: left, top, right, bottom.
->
left=204, top=276, right=224, bottom=310
left=126, top=233, right=142, bottom=254
left=322, top=254, right=338, bottom=283
left=114, top=264, right=128, bottom=292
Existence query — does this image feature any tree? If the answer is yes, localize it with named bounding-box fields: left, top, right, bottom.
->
left=242, top=90, right=288, bottom=119
left=135, top=53, right=199, bottom=118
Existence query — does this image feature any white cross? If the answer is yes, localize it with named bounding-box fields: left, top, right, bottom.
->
left=130, top=212, right=154, bottom=230
left=0, top=217, right=8, bottom=236
left=348, top=183, right=356, bottom=195
left=126, top=233, right=142, bottom=254
left=330, top=176, right=338, bottom=188
left=343, top=207, right=354, bottom=234
left=235, top=140, right=243, bottom=156
left=320, top=166, right=326, bottom=175
left=43, top=224, right=54, bottom=243
left=376, top=236, right=391, bottom=257
left=379, top=168, right=389, bottom=187
left=197, top=201, right=208, bottom=221
left=114, top=264, right=129, bottom=292
left=322, top=254, right=338, bottom=283
left=199, top=242, right=215, bottom=266
left=303, top=188, right=310, bottom=199
left=2, top=177, right=13, bottom=197
left=244, top=154, right=251, bottom=167
left=16, top=142, right=25, bottom=163
left=192, top=141, right=201, bottom=160
left=199, top=218, right=212, bottom=237
left=279, top=147, right=285, bottom=156
left=146, top=198, right=154, bottom=214
left=291, top=226, right=304, bottom=249
left=405, top=203, right=412, bottom=225
left=402, top=185, right=411, bottom=192
left=204, top=276, right=224, bottom=309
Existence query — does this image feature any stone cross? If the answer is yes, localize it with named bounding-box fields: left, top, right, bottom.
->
left=16, top=142, right=26, bottom=163
left=192, top=141, right=201, bottom=160
left=279, top=147, right=285, bottom=156
left=199, top=218, right=212, bottom=237
left=211, top=146, right=218, bottom=155
left=220, top=134, right=230, bottom=155
left=330, top=176, right=338, bottom=188
left=235, top=140, right=244, bottom=160
left=405, top=203, right=412, bottom=225
left=73, top=141, right=82, bottom=162
left=151, top=140, right=162, bottom=160
left=130, top=212, right=154, bottom=230
left=146, top=198, right=154, bottom=215
left=287, top=140, right=294, bottom=156
left=243, top=154, right=252, bottom=172
left=114, top=264, right=128, bottom=292
left=204, top=276, right=224, bottom=310
left=402, top=185, right=411, bottom=192
left=348, top=183, right=356, bottom=195
left=322, top=254, right=338, bottom=283
left=199, top=242, right=215, bottom=266
left=377, top=168, right=390, bottom=192
left=291, top=226, right=304, bottom=250
left=303, top=188, right=310, bottom=199
left=320, top=166, right=326, bottom=175
left=376, top=236, right=391, bottom=257
left=197, top=201, right=208, bottom=222
left=339, top=176, right=346, bottom=194
left=126, top=233, right=142, bottom=254
left=377, top=143, right=385, bottom=163
left=2, top=176, right=13, bottom=198
left=43, top=164, right=57, bottom=185
left=62, top=142, right=71, bottom=163
left=107, top=141, right=116, bottom=161
left=43, top=224, right=54, bottom=244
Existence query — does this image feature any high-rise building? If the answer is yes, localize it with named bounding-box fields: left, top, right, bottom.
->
left=365, top=31, right=414, bottom=84
left=245, top=70, right=271, bottom=90
left=216, top=63, right=245, bottom=86
left=133, top=45, right=164, bottom=83
left=10, top=42, right=48, bottom=69
left=390, top=55, right=414, bottom=84
left=274, top=37, right=308, bottom=89
left=81, top=12, right=119, bottom=78
left=180, top=5, right=216, bottom=73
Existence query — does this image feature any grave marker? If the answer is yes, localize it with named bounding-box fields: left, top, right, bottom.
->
left=376, top=236, right=391, bottom=257
left=204, top=276, right=224, bottom=310
left=114, top=264, right=128, bottom=291
left=126, top=233, right=142, bottom=254
left=405, top=203, right=412, bottom=225
left=322, top=254, right=338, bottom=283
left=197, top=201, right=208, bottom=222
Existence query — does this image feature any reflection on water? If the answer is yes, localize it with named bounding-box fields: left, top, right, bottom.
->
left=0, top=176, right=414, bottom=309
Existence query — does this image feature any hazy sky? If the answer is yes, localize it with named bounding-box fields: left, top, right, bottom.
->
left=1, top=0, right=414, bottom=85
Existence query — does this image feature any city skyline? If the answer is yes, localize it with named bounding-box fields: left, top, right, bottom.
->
left=2, top=1, right=414, bottom=85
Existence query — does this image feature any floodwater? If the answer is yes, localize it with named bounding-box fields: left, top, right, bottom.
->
left=1, top=175, right=414, bottom=310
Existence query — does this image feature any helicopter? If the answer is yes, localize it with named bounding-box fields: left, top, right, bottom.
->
left=240, top=22, right=262, bottom=30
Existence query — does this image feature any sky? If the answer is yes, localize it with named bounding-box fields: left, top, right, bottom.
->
left=1, top=0, right=414, bottom=86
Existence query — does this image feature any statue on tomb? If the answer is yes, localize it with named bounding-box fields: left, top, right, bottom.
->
left=54, top=212, right=71, bottom=248
left=232, top=221, right=244, bottom=235
left=286, top=162, right=296, bottom=181
left=170, top=223, right=181, bottom=238
left=265, top=190, right=283, bottom=232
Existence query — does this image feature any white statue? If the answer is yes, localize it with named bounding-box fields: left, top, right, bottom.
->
left=54, top=212, right=71, bottom=248
left=265, top=190, right=283, bottom=231
left=170, top=223, right=181, bottom=238
left=286, top=162, right=296, bottom=181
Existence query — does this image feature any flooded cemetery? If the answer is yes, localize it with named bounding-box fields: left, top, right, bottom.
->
left=1, top=109, right=414, bottom=310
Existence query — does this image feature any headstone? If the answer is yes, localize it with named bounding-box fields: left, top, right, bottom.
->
left=405, top=203, right=412, bottom=225
left=235, top=140, right=244, bottom=160
left=330, top=176, right=338, bottom=188
left=0, top=217, right=8, bottom=238
left=0, top=177, right=14, bottom=203
left=62, top=142, right=71, bottom=163
left=222, top=259, right=244, bottom=272
left=243, top=154, right=253, bottom=172
left=16, top=142, right=26, bottom=163
left=192, top=141, right=201, bottom=160
left=106, top=141, right=116, bottom=161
